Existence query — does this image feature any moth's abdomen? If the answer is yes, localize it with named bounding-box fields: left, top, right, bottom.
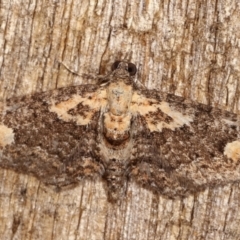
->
left=103, top=159, right=126, bottom=202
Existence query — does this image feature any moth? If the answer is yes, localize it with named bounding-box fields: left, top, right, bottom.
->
left=0, top=61, right=239, bottom=202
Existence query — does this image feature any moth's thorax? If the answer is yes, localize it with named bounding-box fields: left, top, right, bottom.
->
left=106, top=78, right=133, bottom=116
left=102, top=112, right=131, bottom=147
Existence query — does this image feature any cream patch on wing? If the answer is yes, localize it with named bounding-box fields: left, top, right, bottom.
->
left=0, top=125, right=14, bottom=147
left=49, top=89, right=107, bottom=125
left=224, top=141, right=240, bottom=162
left=130, top=92, right=192, bottom=132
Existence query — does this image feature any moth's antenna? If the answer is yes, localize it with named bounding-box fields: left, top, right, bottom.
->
left=238, top=108, right=240, bottom=139
left=58, top=60, right=82, bottom=77
left=58, top=60, right=107, bottom=83
left=124, top=52, right=133, bottom=62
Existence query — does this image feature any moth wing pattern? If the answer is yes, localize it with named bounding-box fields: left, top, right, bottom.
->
left=0, top=85, right=106, bottom=187
left=129, top=89, right=240, bottom=197
left=0, top=60, right=240, bottom=202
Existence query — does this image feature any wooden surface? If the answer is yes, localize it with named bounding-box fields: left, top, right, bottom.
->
left=0, top=0, right=240, bottom=239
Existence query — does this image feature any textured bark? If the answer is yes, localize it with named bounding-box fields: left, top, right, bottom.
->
left=0, top=0, right=239, bottom=240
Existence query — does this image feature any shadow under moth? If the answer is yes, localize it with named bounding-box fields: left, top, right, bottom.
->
left=0, top=61, right=240, bottom=203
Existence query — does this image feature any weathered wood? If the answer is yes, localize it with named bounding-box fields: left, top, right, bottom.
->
left=0, top=0, right=239, bottom=239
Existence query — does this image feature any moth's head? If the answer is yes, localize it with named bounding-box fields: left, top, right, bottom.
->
left=111, top=61, right=137, bottom=78
left=99, top=61, right=137, bottom=87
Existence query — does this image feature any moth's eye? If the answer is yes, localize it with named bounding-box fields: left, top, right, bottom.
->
left=111, top=61, right=121, bottom=71
left=127, top=63, right=137, bottom=76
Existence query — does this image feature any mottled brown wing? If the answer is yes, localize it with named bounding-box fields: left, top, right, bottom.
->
left=0, top=85, right=105, bottom=187
left=129, top=90, right=240, bottom=198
